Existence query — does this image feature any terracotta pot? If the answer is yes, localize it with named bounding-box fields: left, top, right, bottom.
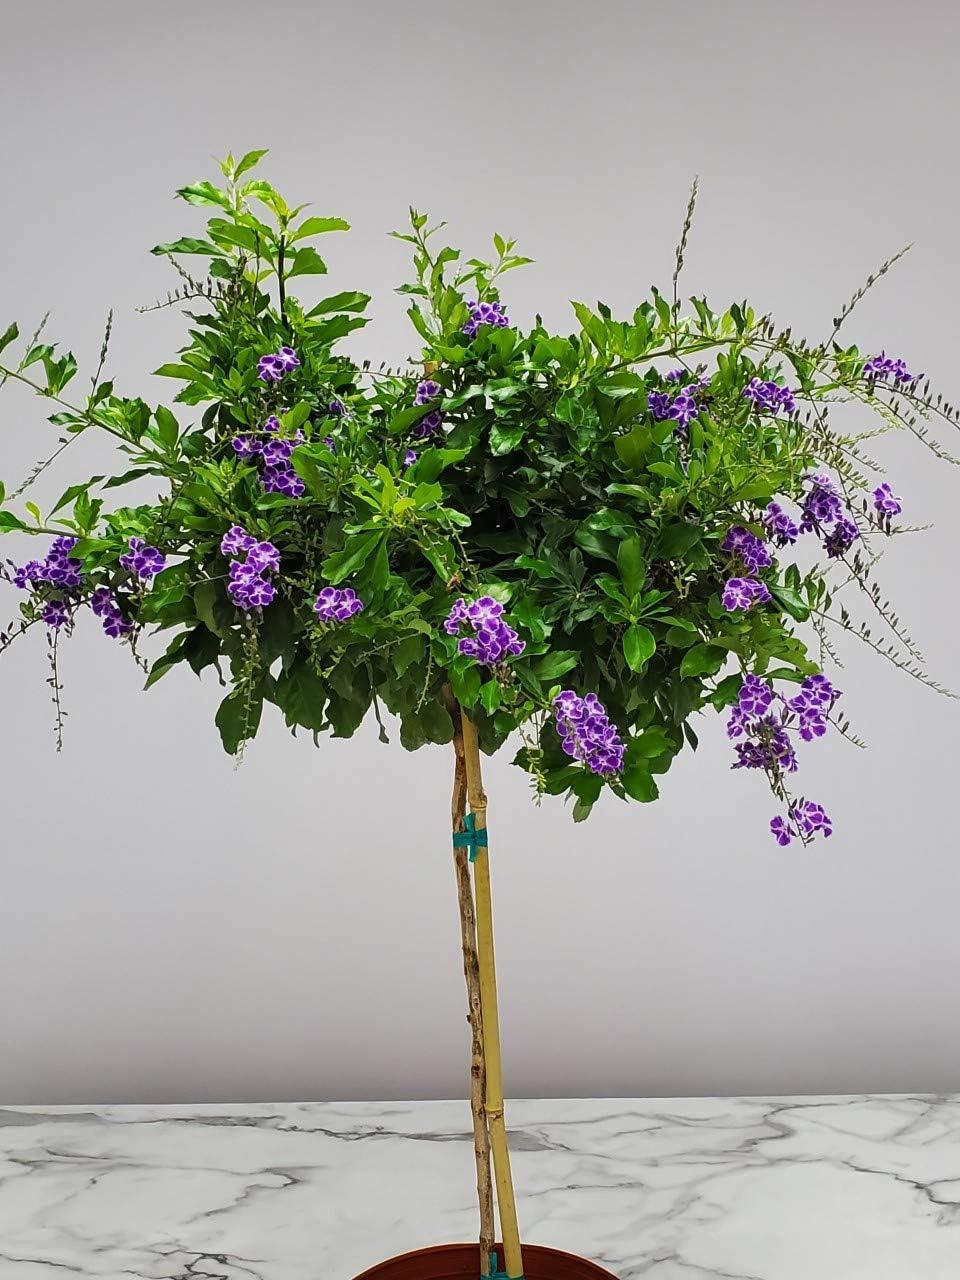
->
left=353, top=1243, right=618, bottom=1280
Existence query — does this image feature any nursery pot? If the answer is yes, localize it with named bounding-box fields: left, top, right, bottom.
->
left=353, top=1243, right=619, bottom=1280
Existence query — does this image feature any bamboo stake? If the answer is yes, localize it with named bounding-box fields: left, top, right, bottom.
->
left=460, top=709, right=524, bottom=1279
left=442, top=684, right=496, bottom=1266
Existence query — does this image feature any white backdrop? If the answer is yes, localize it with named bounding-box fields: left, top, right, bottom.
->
left=1, top=0, right=958, bottom=1103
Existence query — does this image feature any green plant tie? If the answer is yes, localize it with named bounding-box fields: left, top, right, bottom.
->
left=481, top=1251, right=522, bottom=1279
left=452, top=811, right=488, bottom=862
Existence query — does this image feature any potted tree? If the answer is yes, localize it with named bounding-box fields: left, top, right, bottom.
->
left=1, top=153, right=952, bottom=1280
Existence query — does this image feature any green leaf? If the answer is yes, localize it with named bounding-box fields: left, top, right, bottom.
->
left=679, top=643, right=727, bottom=678
left=533, top=650, right=579, bottom=680
left=306, top=291, right=370, bottom=317
left=623, top=624, right=656, bottom=672
left=323, top=532, right=384, bottom=584
left=176, top=181, right=231, bottom=209
left=291, top=216, right=350, bottom=241
left=194, top=580, right=234, bottom=637
left=617, top=535, right=646, bottom=600
left=0, top=322, right=18, bottom=356
left=621, top=765, right=660, bottom=802
left=154, top=405, right=179, bottom=449
left=234, top=148, right=269, bottom=179
left=654, top=522, right=702, bottom=559
left=489, top=424, right=524, bottom=455
left=479, top=679, right=502, bottom=713
left=287, top=246, right=328, bottom=277
left=0, top=510, right=27, bottom=531
left=770, top=584, right=810, bottom=622
left=216, top=688, right=262, bottom=755
left=150, top=237, right=229, bottom=257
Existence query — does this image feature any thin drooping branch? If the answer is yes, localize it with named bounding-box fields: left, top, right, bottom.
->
left=442, top=684, right=495, bottom=1266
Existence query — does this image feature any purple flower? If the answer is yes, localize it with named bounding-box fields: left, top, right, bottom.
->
left=327, top=398, right=345, bottom=416
left=261, top=437, right=297, bottom=468
left=738, top=674, right=774, bottom=719
left=412, top=408, right=444, bottom=439
left=648, top=390, right=673, bottom=420
left=648, top=382, right=703, bottom=434
left=257, top=347, right=299, bottom=382
left=12, top=560, right=44, bottom=589
left=822, top=516, right=859, bottom=559
left=733, top=723, right=798, bottom=773
left=863, top=352, right=920, bottom=384
left=444, top=595, right=525, bottom=666
left=225, top=534, right=280, bottom=611
left=221, top=524, right=256, bottom=558
left=873, top=482, right=903, bottom=517
left=462, top=299, right=511, bottom=339
left=553, top=690, right=625, bottom=776
left=793, top=799, right=833, bottom=839
left=771, top=800, right=833, bottom=845
left=799, top=473, right=844, bottom=531
left=12, top=538, right=84, bottom=593
left=770, top=816, right=793, bottom=846
left=722, top=526, right=772, bottom=574
left=314, top=586, right=365, bottom=623
left=762, top=501, right=800, bottom=547
left=323, top=436, right=337, bottom=453
left=414, top=380, right=441, bottom=405
left=722, top=577, right=771, bottom=612
left=257, top=354, right=284, bottom=383
left=261, top=465, right=305, bottom=497
left=41, top=599, right=71, bottom=630
left=402, top=449, right=418, bottom=469
left=231, top=435, right=262, bottom=459
left=743, top=377, right=797, bottom=415
left=89, top=587, right=132, bottom=638
left=119, top=537, right=166, bottom=580
left=262, top=415, right=282, bottom=433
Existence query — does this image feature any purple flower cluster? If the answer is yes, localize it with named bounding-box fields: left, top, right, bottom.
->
left=722, top=526, right=772, bottom=574
left=873, top=483, right=903, bottom=517
left=231, top=416, right=305, bottom=498
left=553, top=690, right=625, bottom=776
left=863, top=352, right=919, bottom=384
left=799, top=474, right=860, bottom=559
left=444, top=596, right=525, bottom=666
left=720, top=525, right=772, bottom=613
left=771, top=802, right=833, bottom=846
left=412, top=379, right=444, bottom=440
left=90, top=586, right=132, bottom=638
left=743, top=377, right=797, bottom=415
left=257, top=346, right=300, bottom=383
left=314, top=586, right=365, bottom=623
left=12, top=536, right=83, bottom=590
left=648, top=378, right=705, bottom=434
left=726, top=674, right=837, bottom=845
left=119, top=537, right=165, bottom=579
left=221, top=525, right=280, bottom=611
left=462, top=299, right=510, bottom=339
left=41, top=599, right=71, bottom=630
left=762, top=501, right=800, bottom=547
left=722, top=577, right=771, bottom=612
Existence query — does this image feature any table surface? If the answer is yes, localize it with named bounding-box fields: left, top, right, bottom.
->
left=1, top=1095, right=959, bottom=1279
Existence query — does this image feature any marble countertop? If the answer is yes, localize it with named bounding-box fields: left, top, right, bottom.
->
left=1, top=1095, right=958, bottom=1279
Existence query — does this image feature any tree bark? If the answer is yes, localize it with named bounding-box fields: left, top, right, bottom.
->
left=460, top=709, right=524, bottom=1279
left=443, top=684, right=496, bottom=1269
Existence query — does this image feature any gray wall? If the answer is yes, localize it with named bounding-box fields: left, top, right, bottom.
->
left=1, top=0, right=958, bottom=1105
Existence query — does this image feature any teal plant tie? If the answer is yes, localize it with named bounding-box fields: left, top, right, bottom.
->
left=453, top=811, right=488, bottom=862
left=481, top=1251, right=521, bottom=1280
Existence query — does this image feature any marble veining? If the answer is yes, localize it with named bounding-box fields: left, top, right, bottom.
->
left=1, top=1095, right=959, bottom=1278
